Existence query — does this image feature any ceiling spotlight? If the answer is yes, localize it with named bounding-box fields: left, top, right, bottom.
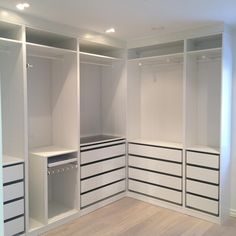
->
left=105, top=28, right=115, bottom=33
left=16, top=3, right=30, bottom=10
left=138, top=62, right=142, bottom=66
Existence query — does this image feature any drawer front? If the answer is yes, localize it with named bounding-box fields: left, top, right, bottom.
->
left=129, top=179, right=182, bottom=205
left=3, top=164, right=24, bottom=184
left=4, top=182, right=24, bottom=202
left=81, top=156, right=125, bottom=179
left=4, top=216, right=24, bottom=236
left=186, top=166, right=219, bottom=184
left=186, top=194, right=219, bottom=215
left=81, top=168, right=126, bottom=193
left=81, top=180, right=126, bottom=207
left=129, top=155, right=182, bottom=176
left=186, top=180, right=218, bottom=200
left=129, top=167, right=182, bottom=190
left=81, top=144, right=125, bottom=164
left=129, top=144, right=182, bottom=163
left=187, top=151, right=219, bottom=169
left=4, top=199, right=24, bottom=221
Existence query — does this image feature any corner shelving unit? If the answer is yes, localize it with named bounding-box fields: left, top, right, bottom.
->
left=26, top=27, right=79, bottom=231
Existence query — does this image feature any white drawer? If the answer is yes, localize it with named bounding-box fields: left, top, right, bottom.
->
left=187, top=151, right=219, bottom=169
left=129, top=155, right=182, bottom=176
left=81, top=168, right=126, bottom=193
left=4, top=216, right=24, bottom=236
left=129, top=179, right=182, bottom=204
left=3, top=164, right=24, bottom=184
left=129, top=168, right=182, bottom=190
left=186, top=180, right=218, bottom=199
left=186, top=194, right=219, bottom=215
left=186, top=166, right=219, bottom=184
left=4, top=182, right=24, bottom=202
left=81, top=156, right=125, bottom=179
left=81, top=180, right=125, bottom=207
left=81, top=143, right=125, bottom=164
left=4, top=199, right=24, bottom=221
left=129, top=143, right=182, bottom=163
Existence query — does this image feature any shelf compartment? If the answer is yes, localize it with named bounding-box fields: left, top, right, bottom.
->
left=0, top=21, right=22, bottom=41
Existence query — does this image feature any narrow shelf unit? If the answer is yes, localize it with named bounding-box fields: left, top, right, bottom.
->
left=80, top=41, right=126, bottom=141
left=26, top=28, right=79, bottom=231
left=127, top=41, right=184, bottom=147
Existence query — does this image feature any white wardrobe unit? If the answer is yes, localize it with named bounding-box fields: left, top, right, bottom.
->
left=0, top=22, right=26, bottom=236
left=26, top=28, right=79, bottom=232
left=79, top=42, right=126, bottom=213
left=127, top=33, right=232, bottom=223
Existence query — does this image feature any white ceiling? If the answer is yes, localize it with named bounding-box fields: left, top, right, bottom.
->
left=0, top=0, right=236, bottom=40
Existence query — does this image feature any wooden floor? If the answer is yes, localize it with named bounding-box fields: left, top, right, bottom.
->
left=42, top=197, right=236, bottom=236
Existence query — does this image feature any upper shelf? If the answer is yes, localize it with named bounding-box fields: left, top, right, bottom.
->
left=26, top=27, right=77, bottom=51
left=0, top=21, right=22, bottom=41
left=80, top=51, right=122, bottom=66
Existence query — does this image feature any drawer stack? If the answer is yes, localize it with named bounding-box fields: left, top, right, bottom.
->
left=128, top=143, right=183, bottom=205
left=186, top=151, right=220, bottom=216
left=3, top=163, right=25, bottom=236
left=80, top=139, right=126, bottom=208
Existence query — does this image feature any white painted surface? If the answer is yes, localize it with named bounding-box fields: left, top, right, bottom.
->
left=3, top=164, right=24, bottom=184
left=4, top=216, right=25, bottom=236
left=4, top=199, right=24, bottom=220
left=128, top=143, right=182, bottom=162
left=3, top=182, right=24, bottom=202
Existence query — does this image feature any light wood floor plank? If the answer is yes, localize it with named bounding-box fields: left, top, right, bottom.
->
left=42, top=197, right=236, bottom=236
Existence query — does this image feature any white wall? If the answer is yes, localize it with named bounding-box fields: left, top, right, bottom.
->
left=230, top=31, right=236, bottom=216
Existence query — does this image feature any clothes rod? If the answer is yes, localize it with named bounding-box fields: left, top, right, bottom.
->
left=28, top=53, right=64, bottom=61
left=80, top=61, right=113, bottom=67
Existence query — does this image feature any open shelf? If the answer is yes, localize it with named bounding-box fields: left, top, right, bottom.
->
left=48, top=202, right=78, bottom=223
left=29, top=218, right=44, bottom=232
left=80, top=135, right=124, bottom=146
left=0, top=21, right=22, bottom=41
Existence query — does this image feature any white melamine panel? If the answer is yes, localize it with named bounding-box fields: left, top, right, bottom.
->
left=129, top=155, right=182, bottom=176
left=129, top=168, right=182, bottom=190
left=187, top=151, right=219, bottom=168
left=4, top=199, right=24, bottom=220
left=186, top=166, right=219, bottom=184
left=81, top=180, right=125, bottom=207
left=81, top=156, right=125, bottom=179
left=186, top=52, right=221, bottom=149
left=186, top=194, right=219, bottom=215
left=81, top=144, right=125, bottom=164
left=140, top=62, right=183, bottom=142
left=3, top=182, right=24, bottom=202
left=4, top=216, right=24, bottom=236
left=81, top=168, right=125, bottom=193
left=129, top=180, right=182, bottom=204
left=186, top=180, right=218, bottom=199
left=128, top=143, right=182, bottom=162
left=3, top=164, right=24, bottom=184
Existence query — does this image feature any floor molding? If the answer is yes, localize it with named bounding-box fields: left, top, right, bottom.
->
left=230, top=209, right=236, bottom=217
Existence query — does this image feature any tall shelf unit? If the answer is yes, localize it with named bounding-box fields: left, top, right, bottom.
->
left=127, top=33, right=232, bottom=223
left=26, top=28, right=79, bottom=231
left=79, top=41, right=127, bottom=213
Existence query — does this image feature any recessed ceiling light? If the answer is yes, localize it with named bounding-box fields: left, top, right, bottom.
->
left=16, top=3, right=30, bottom=10
left=105, top=28, right=115, bottom=33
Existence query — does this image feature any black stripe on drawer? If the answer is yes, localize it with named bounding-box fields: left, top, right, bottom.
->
left=186, top=163, right=219, bottom=171
left=186, top=191, right=219, bottom=201
left=129, top=154, right=182, bottom=164
left=186, top=205, right=219, bottom=217
left=81, top=142, right=126, bottom=152
left=3, top=163, right=24, bottom=168
left=81, top=191, right=125, bottom=209
left=4, top=214, right=24, bottom=223
left=128, top=142, right=182, bottom=151
left=186, top=177, right=219, bottom=186
left=81, top=139, right=125, bottom=148
left=4, top=197, right=24, bottom=205
left=128, top=190, right=182, bottom=206
left=186, top=149, right=220, bottom=156
left=81, top=155, right=125, bottom=166
left=3, top=179, right=24, bottom=187
left=128, top=166, right=182, bottom=178
left=81, top=167, right=126, bottom=181
left=81, top=179, right=126, bottom=195
left=128, top=178, right=182, bottom=192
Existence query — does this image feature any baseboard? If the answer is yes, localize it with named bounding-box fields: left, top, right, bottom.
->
left=230, top=209, right=236, bottom=217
